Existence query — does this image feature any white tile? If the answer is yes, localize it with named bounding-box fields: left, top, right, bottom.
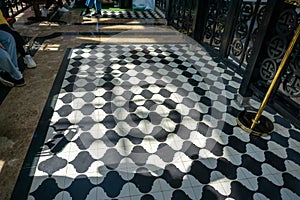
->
left=118, top=182, right=131, bottom=198
left=210, top=171, right=226, bottom=183
left=192, top=185, right=204, bottom=199
left=209, top=182, right=228, bottom=196
left=220, top=181, right=233, bottom=196
left=181, top=187, right=197, bottom=199
left=85, top=187, right=98, bottom=200
left=237, top=167, right=256, bottom=179
left=53, top=191, right=68, bottom=200
left=162, top=189, right=174, bottom=200
left=95, top=186, right=110, bottom=200
left=253, top=192, right=269, bottom=200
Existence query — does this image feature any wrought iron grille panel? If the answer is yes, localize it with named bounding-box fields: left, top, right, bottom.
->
left=155, top=0, right=167, bottom=14
left=168, top=0, right=197, bottom=35
left=255, top=4, right=300, bottom=119
left=203, top=0, right=231, bottom=47
left=2, top=0, right=29, bottom=17
left=229, top=0, right=267, bottom=67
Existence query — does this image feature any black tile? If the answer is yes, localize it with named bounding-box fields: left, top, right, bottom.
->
left=229, top=181, right=255, bottom=200
left=161, top=164, right=185, bottom=188
left=241, top=154, right=263, bottom=176
left=100, top=171, right=126, bottom=198
left=130, top=168, right=157, bottom=193
left=201, top=185, right=226, bottom=200
left=70, top=151, right=95, bottom=173
left=257, top=177, right=282, bottom=200
left=30, top=178, right=62, bottom=200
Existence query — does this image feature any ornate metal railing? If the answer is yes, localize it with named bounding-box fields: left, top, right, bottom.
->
left=165, top=0, right=197, bottom=35
left=203, top=0, right=231, bottom=47
left=228, top=1, right=267, bottom=67
left=1, top=0, right=30, bottom=18
left=163, top=0, right=300, bottom=128
left=248, top=1, right=300, bottom=125
left=155, top=0, right=167, bottom=14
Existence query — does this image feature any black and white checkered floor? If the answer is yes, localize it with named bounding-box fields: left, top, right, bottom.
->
left=85, top=10, right=164, bottom=19
left=23, top=43, right=300, bottom=199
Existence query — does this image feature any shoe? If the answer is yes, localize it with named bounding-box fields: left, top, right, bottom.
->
left=69, top=0, right=75, bottom=8
left=41, top=7, right=48, bottom=17
left=14, top=78, right=26, bottom=87
left=81, top=8, right=91, bottom=16
left=24, top=55, right=37, bottom=69
left=0, top=72, right=26, bottom=87
left=0, top=72, right=14, bottom=87
left=91, top=10, right=101, bottom=16
left=59, top=7, right=69, bottom=12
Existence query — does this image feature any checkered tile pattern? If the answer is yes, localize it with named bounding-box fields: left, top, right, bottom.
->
left=27, top=43, right=300, bottom=199
left=88, top=10, right=164, bottom=19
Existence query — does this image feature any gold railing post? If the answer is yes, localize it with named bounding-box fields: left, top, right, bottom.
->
left=237, top=23, right=300, bottom=136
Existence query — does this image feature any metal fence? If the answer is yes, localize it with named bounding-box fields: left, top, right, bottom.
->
left=156, top=0, right=300, bottom=128
left=0, top=0, right=30, bottom=17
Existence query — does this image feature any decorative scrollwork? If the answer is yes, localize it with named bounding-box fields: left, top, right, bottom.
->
left=276, top=9, right=298, bottom=36
left=245, top=47, right=252, bottom=63
left=287, top=42, right=300, bottom=72
left=283, top=73, right=300, bottom=97
left=267, top=36, right=287, bottom=59
left=251, top=27, right=259, bottom=44
left=281, top=40, right=300, bottom=97
left=204, top=0, right=229, bottom=46
left=241, top=3, right=254, bottom=21
left=236, top=21, right=249, bottom=39
left=205, top=26, right=213, bottom=40
left=231, top=39, right=244, bottom=56
left=257, top=5, right=267, bottom=25
left=260, top=59, right=278, bottom=81
left=213, top=24, right=224, bottom=45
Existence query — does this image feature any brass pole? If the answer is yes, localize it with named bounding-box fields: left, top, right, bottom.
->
left=250, top=23, right=300, bottom=130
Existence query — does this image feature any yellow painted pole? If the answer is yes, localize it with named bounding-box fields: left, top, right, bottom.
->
left=250, top=23, right=300, bottom=130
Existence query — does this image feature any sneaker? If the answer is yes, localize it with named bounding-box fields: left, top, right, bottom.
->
left=14, top=78, right=26, bottom=87
left=41, top=7, right=48, bottom=17
left=69, top=0, right=75, bottom=8
left=59, top=7, right=70, bottom=12
left=81, top=8, right=91, bottom=16
left=24, top=55, right=37, bottom=69
left=91, top=10, right=101, bottom=16
left=0, top=72, right=14, bottom=87
left=0, top=72, right=26, bottom=87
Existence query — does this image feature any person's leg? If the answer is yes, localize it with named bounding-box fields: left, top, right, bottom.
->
left=0, top=30, right=19, bottom=70
left=85, top=0, right=94, bottom=8
left=90, top=0, right=101, bottom=16
left=0, top=24, right=26, bottom=56
left=95, top=0, right=101, bottom=11
left=81, top=0, right=92, bottom=15
left=57, top=0, right=70, bottom=12
left=0, top=31, right=24, bottom=86
left=0, top=48, right=23, bottom=81
left=0, top=24, right=36, bottom=68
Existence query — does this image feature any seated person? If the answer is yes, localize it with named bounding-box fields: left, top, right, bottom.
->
left=0, top=30, right=25, bottom=87
left=41, top=0, right=70, bottom=17
left=0, top=10, right=37, bottom=68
